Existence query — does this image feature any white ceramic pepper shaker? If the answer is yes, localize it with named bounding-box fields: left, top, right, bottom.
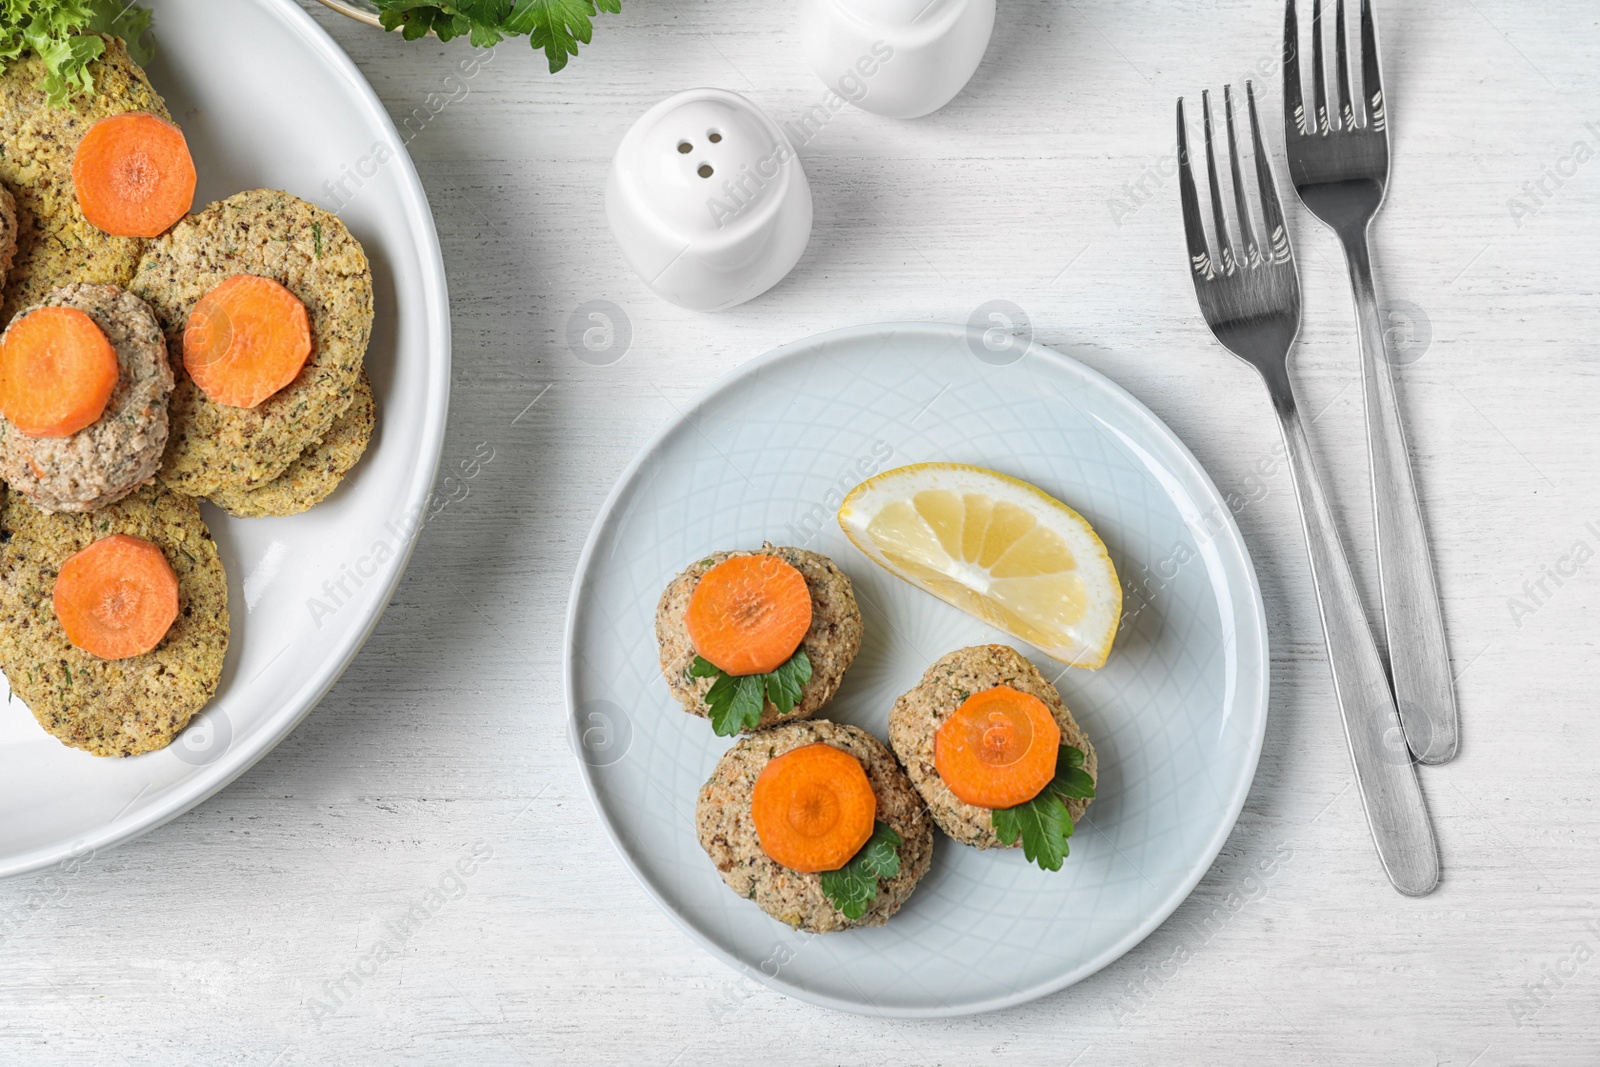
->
left=605, top=88, right=813, bottom=312
left=799, top=0, right=996, bottom=119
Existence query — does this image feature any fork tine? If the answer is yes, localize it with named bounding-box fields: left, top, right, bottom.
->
left=1223, top=86, right=1257, bottom=264
left=1176, top=99, right=1215, bottom=280
left=1284, top=0, right=1306, bottom=136
left=1246, top=82, right=1290, bottom=265
left=1335, top=0, right=1355, bottom=129
left=1361, top=0, right=1386, bottom=131
left=1201, top=90, right=1235, bottom=274
left=1311, top=0, right=1330, bottom=134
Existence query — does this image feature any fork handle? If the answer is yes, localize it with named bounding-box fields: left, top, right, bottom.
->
left=1340, top=232, right=1459, bottom=764
left=1272, top=393, right=1439, bottom=896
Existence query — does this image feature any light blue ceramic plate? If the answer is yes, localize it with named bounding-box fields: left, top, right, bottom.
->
left=565, top=322, right=1268, bottom=1017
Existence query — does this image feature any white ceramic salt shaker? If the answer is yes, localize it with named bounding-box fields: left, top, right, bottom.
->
left=606, top=88, right=813, bottom=312
left=799, top=0, right=996, bottom=119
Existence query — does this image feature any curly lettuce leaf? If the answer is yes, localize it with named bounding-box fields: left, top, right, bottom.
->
left=85, top=0, right=151, bottom=64
left=0, top=0, right=154, bottom=107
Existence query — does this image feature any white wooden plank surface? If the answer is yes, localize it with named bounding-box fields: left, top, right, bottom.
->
left=3, top=0, right=1598, bottom=1062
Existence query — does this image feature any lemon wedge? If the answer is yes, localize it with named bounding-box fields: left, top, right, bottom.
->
left=838, top=463, right=1122, bottom=668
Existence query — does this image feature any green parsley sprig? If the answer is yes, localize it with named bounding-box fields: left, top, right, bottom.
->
left=0, top=0, right=154, bottom=107
left=371, top=0, right=619, bottom=74
left=819, top=821, right=901, bottom=920
left=991, top=745, right=1095, bottom=872
left=690, top=648, right=811, bottom=737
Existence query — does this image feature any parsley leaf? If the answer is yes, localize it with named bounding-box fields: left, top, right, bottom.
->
left=764, top=651, right=811, bottom=713
left=505, top=0, right=619, bottom=73
left=371, top=0, right=619, bottom=73
left=819, top=822, right=901, bottom=920
left=991, top=745, right=1095, bottom=872
left=692, top=648, right=811, bottom=737
left=702, top=670, right=764, bottom=737
left=373, top=2, right=456, bottom=43
left=0, top=0, right=155, bottom=107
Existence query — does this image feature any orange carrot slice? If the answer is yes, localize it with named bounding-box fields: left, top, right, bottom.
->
left=934, top=685, right=1062, bottom=809
left=72, top=111, right=197, bottom=238
left=53, top=534, right=179, bottom=660
left=752, top=743, right=877, bottom=873
left=0, top=306, right=119, bottom=437
left=183, top=274, right=312, bottom=409
left=685, top=554, right=812, bottom=676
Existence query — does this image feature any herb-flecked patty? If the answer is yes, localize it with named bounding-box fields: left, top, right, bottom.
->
left=0, top=283, right=172, bottom=513
left=209, top=369, right=375, bottom=518
left=0, top=483, right=229, bottom=757
left=696, top=720, right=933, bottom=933
left=656, top=544, right=863, bottom=733
left=888, top=644, right=1098, bottom=849
left=128, top=188, right=373, bottom=496
left=0, top=181, right=16, bottom=290
left=0, top=36, right=171, bottom=323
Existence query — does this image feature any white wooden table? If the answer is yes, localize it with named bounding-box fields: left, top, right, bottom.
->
left=4, top=1, right=1597, bottom=1062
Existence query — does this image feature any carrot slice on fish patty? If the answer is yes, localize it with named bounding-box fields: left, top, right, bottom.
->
left=73, top=111, right=196, bottom=238
left=184, top=274, right=312, bottom=409
left=934, top=685, right=1061, bottom=809
left=53, top=534, right=180, bottom=660
left=0, top=306, right=119, bottom=437
left=752, top=743, right=876, bottom=873
left=685, top=554, right=812, bottom=676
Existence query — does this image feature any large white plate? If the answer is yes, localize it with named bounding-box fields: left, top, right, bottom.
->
left=0, top=0, right=450, bottom=878
left=566, top=322, right=1268, bottom=1017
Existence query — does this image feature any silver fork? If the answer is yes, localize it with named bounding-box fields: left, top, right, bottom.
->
left=1177, top=83, right=1437, bottom=896
left=1283, top=0, right=1457, bottom=764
